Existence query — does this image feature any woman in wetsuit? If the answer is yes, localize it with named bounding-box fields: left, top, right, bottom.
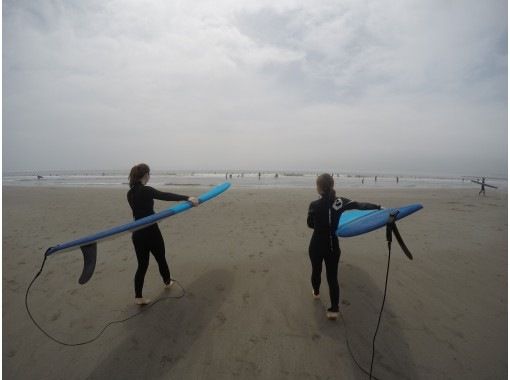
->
left=307, top=173, right=380, bottom=320
left=127, top=163, right=198, bottom=305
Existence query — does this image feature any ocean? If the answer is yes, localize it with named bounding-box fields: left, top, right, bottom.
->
left=2, top=170, right=507, bottom=191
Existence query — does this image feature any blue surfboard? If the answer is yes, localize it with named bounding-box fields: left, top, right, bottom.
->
left=45, top=182, right=231, bottom=284
left=337, top=204, right=423, bottom=238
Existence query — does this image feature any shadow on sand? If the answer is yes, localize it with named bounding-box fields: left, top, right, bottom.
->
left=314, top=263, right=417, bottom=380
left=87, top=269, right=234, bottom=380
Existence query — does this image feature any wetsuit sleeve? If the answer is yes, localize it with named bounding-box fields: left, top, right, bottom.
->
left=342, top=197, right=381, bottom=211
left=307, top=203, right=315, bottom=228
left=148, top=187, right=189, bottom=202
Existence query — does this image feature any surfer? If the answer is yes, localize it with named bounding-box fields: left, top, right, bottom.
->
left=127, top=163, right=199, bottom=305
left=478, top=177, right=486, bottom=196
left=307, top=173, right=380, bottom=320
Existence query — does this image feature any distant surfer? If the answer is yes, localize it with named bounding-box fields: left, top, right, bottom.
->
left=307, top=173, right=381, bottom=320
left=258, top=172, right=261, bottom=180
left=479, top=177, right=486, bottom=196
left=127, top=163, right=199, bottom=305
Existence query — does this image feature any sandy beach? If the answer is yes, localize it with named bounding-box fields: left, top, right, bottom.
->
left=3, top=186, right=507, bottom=379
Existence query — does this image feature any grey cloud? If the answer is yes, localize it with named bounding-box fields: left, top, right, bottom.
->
left=3, top=0, right=507, bottom=176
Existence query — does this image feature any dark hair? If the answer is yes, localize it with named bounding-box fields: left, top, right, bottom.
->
left=129, top=163, right=150, bottom=187
left=317, top=173, right=336, bottom=199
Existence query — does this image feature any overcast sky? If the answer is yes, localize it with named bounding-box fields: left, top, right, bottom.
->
left=3, top=0, right=508, bottom=177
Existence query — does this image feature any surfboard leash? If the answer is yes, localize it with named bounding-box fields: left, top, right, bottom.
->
left=25, top=248, right=186, bottom=346
left=341, top=211, right=414, bottom=380
left=338, top=241, right=390, bottom=380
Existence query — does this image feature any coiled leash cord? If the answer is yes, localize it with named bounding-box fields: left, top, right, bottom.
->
left=341, top=212, right=413, bottom=380
left=25, top=251, right=186, bottom=347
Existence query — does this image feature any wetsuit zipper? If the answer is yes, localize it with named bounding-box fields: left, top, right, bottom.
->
left=328, top=207, right=333, bottom=253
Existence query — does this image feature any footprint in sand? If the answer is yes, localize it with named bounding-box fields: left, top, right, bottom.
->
left=185, top=328, right=199, bottom=337
left=130, top=336, right=140, bottom=346
left=160, top=355, right=174, bottom=367
left=216, top=312, right=227, bottom=325
left=6, top=279, right=19, bottom=291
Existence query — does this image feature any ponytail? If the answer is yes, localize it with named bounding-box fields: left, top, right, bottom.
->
left=128, top=163, right=150, bottom=188
left=316, top=173, right=336, bottom=200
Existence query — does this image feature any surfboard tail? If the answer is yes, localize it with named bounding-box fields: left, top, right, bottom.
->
left=337, top=204, right=423, bottom=238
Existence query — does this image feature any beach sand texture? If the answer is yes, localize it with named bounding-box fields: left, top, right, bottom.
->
left=3, top=186, right=507, bottom=379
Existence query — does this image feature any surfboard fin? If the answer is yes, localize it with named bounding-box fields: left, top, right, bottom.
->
left=386, top=211, right=413, bottom=260
left=79, top=243, right=97, bottom=284
left=391, top=223, right=413, bottom=260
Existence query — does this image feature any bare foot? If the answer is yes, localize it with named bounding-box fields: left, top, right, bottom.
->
left=135, top=297, right=151, bottom=305
left=165, top=280, right=175, bottom=289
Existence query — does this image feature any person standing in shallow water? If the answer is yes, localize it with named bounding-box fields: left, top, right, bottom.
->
left=127, top=164, right=199, bottom=305
left=307, top=173, right=380, bottom=320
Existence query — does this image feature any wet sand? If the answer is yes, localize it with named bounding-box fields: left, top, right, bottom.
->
left=3, top=186, right=507, bottom=379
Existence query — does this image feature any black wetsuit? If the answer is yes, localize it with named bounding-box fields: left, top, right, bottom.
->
left=127, top=183, right=189, bottom=298
left=479, top=178, right=486, bottom=196
left=307, top=195, right=380, bottom=311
